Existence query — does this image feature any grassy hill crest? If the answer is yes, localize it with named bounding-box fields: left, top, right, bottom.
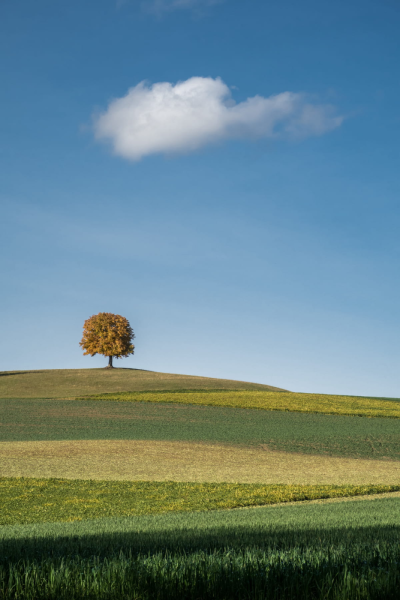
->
left=0, top=368, right=286, bottom=398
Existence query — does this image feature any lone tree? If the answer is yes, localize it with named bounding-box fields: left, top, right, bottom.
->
left=80, top=312, right=135, bottom=368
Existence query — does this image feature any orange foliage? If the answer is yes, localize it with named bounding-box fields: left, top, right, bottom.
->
left=80, top=313, right=135, bottom=366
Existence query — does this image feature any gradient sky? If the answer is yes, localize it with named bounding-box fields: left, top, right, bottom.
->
left=1, top=0, right=399, bottom=395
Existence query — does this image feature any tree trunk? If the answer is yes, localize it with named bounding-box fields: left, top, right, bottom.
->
left=108, top=356, right=113, bottom=368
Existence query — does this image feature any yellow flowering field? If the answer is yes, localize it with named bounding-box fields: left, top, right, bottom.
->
left=81, top=390, right=400, bottom=418
left=1, top=478, right=399, bottom=525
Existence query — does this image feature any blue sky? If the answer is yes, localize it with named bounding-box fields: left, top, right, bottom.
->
left=1, top=0, right=399, bottom=395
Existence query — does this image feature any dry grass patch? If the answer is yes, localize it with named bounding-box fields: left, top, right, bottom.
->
left=1, top=440, right=400, bottom=485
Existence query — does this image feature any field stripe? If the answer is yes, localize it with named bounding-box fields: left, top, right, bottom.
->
left=1, top=478, right=399, bottom=525
left=1, top=440, right=400, bottom=484
left=81, top=390, right=400, bottom=418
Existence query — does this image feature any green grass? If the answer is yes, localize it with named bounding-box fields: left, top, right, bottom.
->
left=3, top=398, right=400, bottom=460
left=1, top=497, right=400, bottom=599
left=0, top=369, right=284, bottom=398
left=2, top=543, right=400, bottom=600
left=2, top=494, right=400, bottom=557
left=2, top=478, right=398, bottom=525
left=82, top=389, right=400, bottom=418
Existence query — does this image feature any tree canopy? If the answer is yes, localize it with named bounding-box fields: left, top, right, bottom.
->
left=80, top=312, right=135, bottom=368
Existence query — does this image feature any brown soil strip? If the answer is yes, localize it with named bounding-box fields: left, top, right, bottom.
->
left=1, top=440, right=400, bottom=484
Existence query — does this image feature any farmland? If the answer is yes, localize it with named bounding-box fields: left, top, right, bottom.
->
left=83, top=389, right=400, bottom=418
left=1, top=368, right=400, bottom=599
left=2, top=398, right=400, bottom=461
left=2, top=478, right=398, bottom=525
left=1, top=495, right=400, bottom=599
left=0, top=368, right=284, bottom=398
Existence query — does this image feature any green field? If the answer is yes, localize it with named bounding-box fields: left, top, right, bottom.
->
left=1, top=496, right=400, bottom=599
left=2, top=397, right=400, bottom=460
left=1, top=368, right=400, bottom=599
left=3, top=494, right=400, bottom=556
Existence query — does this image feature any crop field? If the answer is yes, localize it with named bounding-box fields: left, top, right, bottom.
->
left=1, top=368, right=400, bottom=598
left=1, top=495, right=400, bottom=599
left=2, top=398, right=400, bottom=461
left=3, top=478, right=397, bottom=525
left=3, top=439, right=400, bottom=484
left=84, top=389, right=400, bottom=418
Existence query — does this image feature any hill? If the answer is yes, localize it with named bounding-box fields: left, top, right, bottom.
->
left=2, top=367, right=400, bottom=600
left=0, top=368, right=285, bottom=398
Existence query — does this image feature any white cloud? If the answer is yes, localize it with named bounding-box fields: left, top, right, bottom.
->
left=142, top=0, right=221, bottom=14
left=93, top=77, right=344, bottom=161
